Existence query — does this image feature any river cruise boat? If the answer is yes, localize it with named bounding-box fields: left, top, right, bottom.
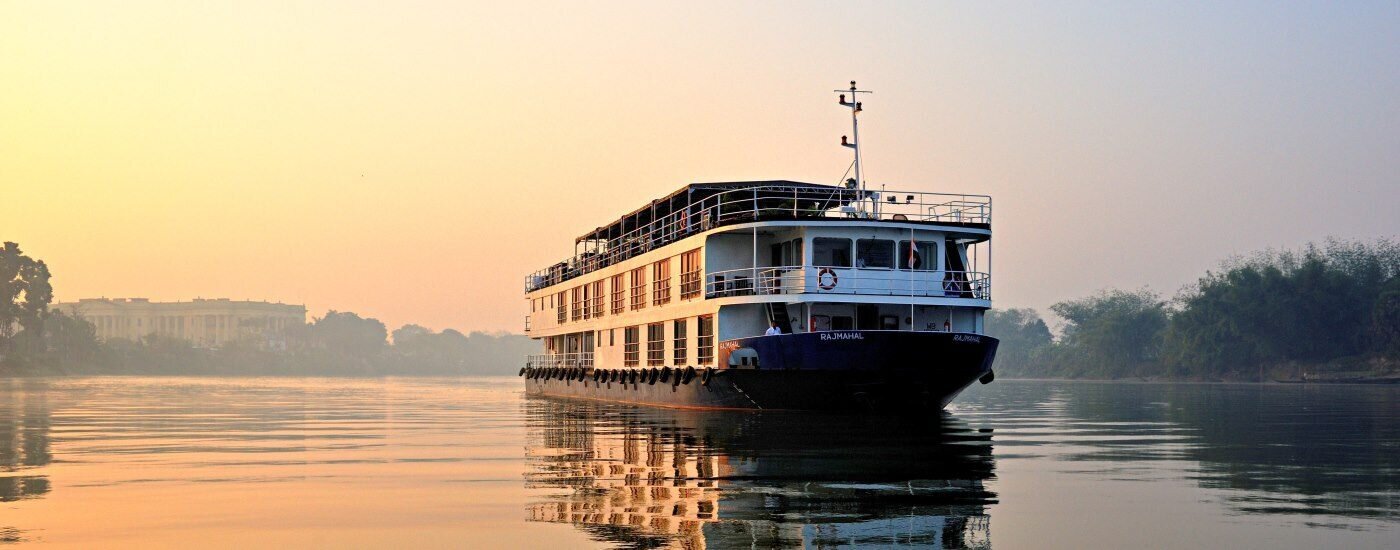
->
left=520, top=82, right=998, bottom=411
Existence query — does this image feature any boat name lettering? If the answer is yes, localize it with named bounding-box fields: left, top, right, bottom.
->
left=953, top=334, right=982, bottom=343
left=820, top=332, right=864, bottom=341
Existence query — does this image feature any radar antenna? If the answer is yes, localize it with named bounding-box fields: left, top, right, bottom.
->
left=835, top=80, right=873, bottom=215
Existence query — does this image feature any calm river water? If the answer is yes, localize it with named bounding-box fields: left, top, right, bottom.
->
left=1, top=377, right=1396, bottom=548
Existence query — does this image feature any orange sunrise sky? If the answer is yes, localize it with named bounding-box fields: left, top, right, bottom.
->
left=3, top=1, right=1397, bottom=334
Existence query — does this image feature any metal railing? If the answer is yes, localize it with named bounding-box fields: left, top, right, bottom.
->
left=525, top=352, right=594, bottom=369
left=526, top=184, right=991, bottom=292
left=704, top=266, right=991, bottom=300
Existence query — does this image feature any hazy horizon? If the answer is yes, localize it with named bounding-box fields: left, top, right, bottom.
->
left=3, top=1, right=1397, bottom=334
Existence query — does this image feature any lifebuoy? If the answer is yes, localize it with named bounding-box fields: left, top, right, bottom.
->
left=818, top=267, right=838, bottom=290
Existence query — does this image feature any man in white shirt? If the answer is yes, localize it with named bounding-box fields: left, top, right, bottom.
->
left=764, top=321, right=782, bottom=336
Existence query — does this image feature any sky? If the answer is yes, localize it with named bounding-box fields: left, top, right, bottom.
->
left=2, top=1, right=1397, bottom=334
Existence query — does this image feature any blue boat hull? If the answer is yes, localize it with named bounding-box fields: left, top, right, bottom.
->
left=524, top=330, right=998, bottom=412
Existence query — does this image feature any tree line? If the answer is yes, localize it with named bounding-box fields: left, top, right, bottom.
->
left=987, top=238, right=1400, bottom=381
left=0, top=241, right=538, bottom=376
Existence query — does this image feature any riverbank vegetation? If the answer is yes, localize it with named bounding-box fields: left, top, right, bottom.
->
left=988, top=239, right=1400, bottom=381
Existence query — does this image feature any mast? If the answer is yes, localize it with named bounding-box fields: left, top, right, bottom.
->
left=836, top=80, right=873, bottom=215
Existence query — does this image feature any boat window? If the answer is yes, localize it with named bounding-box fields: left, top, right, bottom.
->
left=813, top=238, right=852, bottom=267
left=611, top=274, right=625, bottom=314
left=856, top=239, right=895, bottom=269
left=680, top=249, right=702, bottom=299
left=831, top=316, right=855, bottom=330
left=647, top=322, right=665, bottom=365
left=673, top=319, right=688, bottom=365
left=651, top=259, right=671, bottom=305
left=629, top=267, right=647, bottom=310
left=581, top=285, right=590, bottom=319
left=591, top=280, right=605, bottom=316
left=624, top=326, right=639, bottom=366
left=697, top=315, right=714, bottom=364
left=811, top=315, right=832, bottom=331
left=772, top=238, right=803, bottom=267
left=898, top=240, right=939, bottom=270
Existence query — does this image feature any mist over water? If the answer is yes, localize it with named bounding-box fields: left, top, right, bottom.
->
left=1, top=377, right=1396, bottom=548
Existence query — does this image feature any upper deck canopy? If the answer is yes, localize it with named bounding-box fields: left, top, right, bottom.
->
left=575, top=180, right=871, bottom=244
left=529, top=180, right=991, bottom=293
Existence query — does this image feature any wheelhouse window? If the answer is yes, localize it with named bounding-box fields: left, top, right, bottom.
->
left=680, top=249, right=701, bottom=299
left=899, top=240, right=939, bottom=271
left=624, top=326, right=639, bottom=366
left=770, top=238, right=805, bottom=267
left=856, top=239, right=895, bottom=269
left=651, top=259, right=671, bottom=306
left=813, top=238, right=852, bottom=267
left=629, top=267, right=647, bottom=310
left=611, top=274, right=625, bottom=315
left=697, top=315, right=714, bottom=364
left=673, top=319, right=688, bottom=365
left=646, top=322, right=665, bottom=366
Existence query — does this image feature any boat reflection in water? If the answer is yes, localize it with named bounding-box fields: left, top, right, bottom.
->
left=523, top=398, right=996, bottom=548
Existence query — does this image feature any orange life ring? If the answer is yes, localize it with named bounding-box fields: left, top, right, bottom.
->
left=818, top=267, right=839, bottom=290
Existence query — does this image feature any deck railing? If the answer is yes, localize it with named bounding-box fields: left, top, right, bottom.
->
left=526, top=184, right=991, bottom=292
left=704, top=266, right=991, bottom=300
left=525, top=353, right=594, bottom=369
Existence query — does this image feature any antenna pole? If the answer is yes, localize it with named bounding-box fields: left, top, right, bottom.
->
left=836, top=81, right=873, bottom=215
left=850, top=83, right=862, bottom=205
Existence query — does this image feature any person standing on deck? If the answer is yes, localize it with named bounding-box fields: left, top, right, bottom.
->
left=765, top=321, right=783, bottom=336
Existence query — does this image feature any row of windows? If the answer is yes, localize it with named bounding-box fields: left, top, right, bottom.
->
left=621, top=315, right=713, bottom=367
left=812, top=238, right=941, bottom=270
left=536, top=249, right=702, bottom=325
